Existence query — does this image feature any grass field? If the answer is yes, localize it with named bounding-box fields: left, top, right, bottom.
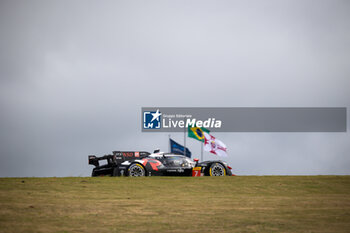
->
left=0, top=176, right=350, bottom=233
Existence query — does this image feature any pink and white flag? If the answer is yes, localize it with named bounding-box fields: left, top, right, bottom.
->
left=203, top=132, right=228, bottom=157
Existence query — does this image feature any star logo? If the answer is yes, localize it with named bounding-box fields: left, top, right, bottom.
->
left=143, top=109, right=162, bottom=129
left=150, top=109, right=162, bottom=123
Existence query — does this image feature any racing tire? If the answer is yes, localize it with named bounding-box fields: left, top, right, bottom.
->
left=127, top=163, right=146, bottom=177
left=209, top=163, right=226, bottom=176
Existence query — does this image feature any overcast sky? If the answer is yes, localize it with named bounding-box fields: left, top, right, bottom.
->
left=0, top=0, right=349, bottom=177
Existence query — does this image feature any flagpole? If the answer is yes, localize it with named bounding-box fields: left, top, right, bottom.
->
left=184, top=117, right=186, bottom=158
left=168, top=134, right=171, bottom=153
left=201, top=140, right=203, bottom=162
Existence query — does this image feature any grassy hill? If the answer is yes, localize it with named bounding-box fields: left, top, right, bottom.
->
left=0, top=176, right=350, bottom=232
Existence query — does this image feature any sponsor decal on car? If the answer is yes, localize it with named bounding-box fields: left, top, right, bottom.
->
left=141, top=159, right=162, bottom=171
left=192, top=167, right=202, bottom=177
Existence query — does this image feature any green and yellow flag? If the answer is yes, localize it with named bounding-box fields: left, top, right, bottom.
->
left=188, top=126, right=210, bottom=142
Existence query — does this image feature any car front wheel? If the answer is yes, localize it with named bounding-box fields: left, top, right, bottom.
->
left=209, top=163, right=226, bottom=176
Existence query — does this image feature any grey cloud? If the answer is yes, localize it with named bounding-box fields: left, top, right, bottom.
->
left=0, top=0, right=349, bottom=176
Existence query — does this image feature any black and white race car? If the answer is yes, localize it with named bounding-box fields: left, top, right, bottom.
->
left=88, top=150, right=233, bottom=177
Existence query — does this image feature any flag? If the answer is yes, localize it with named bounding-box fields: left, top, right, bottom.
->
left=203, top=132, right=228, bottom=157
left=188, top=126, right=210, bottom=142
left=169, top=139, right=192, bottom=158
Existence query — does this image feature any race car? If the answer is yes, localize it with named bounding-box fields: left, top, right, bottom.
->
left=88, top=150, right=233, bottom=177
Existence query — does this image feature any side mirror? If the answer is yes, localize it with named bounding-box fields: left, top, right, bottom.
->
left=153, top=148, right=160, bottom=153
left=193, top=158, right=199, bottom=162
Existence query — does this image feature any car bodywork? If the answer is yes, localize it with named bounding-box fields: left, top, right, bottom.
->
left=88, top=151, right=233, bottom=177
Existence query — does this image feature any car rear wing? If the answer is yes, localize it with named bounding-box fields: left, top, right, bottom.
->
left=88, top=151, right=150, bottom=167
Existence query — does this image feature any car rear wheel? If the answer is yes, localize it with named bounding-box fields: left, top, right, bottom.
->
left=91, top=169, right=97, bottom=177
left=209, top=163, right=226, bottom=176
left=128, top=163, right=145, bottom=177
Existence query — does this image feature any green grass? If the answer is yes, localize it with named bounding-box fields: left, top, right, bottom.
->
left=0, top=176, right=350, bottom=232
